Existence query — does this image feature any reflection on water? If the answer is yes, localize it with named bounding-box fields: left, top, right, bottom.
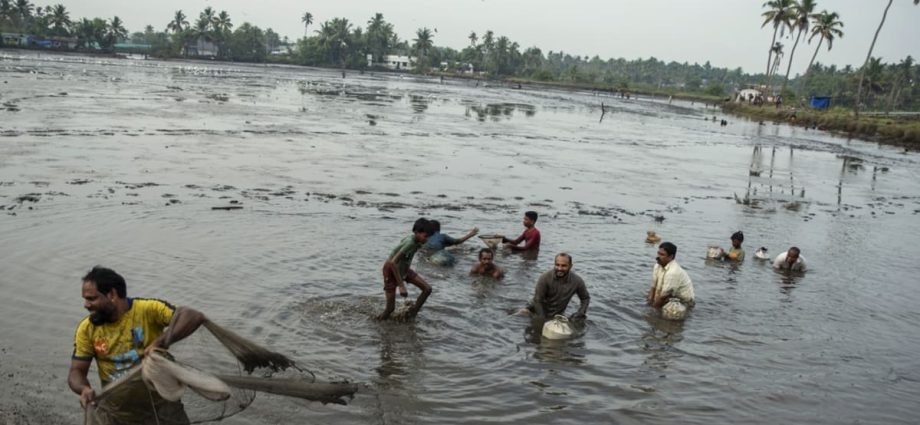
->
left=640, top=311, right=685, bottom=376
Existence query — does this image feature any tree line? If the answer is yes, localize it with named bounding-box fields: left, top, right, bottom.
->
left=2, top=2, right=918, bottom=111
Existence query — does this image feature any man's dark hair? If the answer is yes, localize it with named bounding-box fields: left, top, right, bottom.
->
left=731, top=231, right=744, bottom=242
left=430, top=220, right=441, bottom=233
left=659, top=242, right=677, bottom=258
left=525, top=211, right=538, bottom=222
left=789, top=246, right=801, bottom=256
left=479, top=248, right=493, bottom=260
left=556, top=252, right=573, bottom=265
left=83, top=266, right=127, bottom=298
left=413, top=218, right=434, bottom=236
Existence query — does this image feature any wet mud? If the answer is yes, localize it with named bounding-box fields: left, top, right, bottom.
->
left=2, top=50, right=920, bottom=424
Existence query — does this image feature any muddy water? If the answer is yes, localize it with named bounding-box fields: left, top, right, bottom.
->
left=2, top=50, right=920, bottom=424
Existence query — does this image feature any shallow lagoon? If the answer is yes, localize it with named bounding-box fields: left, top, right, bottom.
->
left=1, top=50, right=920, bottom=424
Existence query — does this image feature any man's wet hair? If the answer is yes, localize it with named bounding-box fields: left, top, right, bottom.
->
left=731, top=231, right=744, bottom=242
left=556, top=252, right=573, bottom=265
left=659, top=242, right=677, bottom=258
left=788, top=246, right=801, bottom=256
left=525, top=211, right=538, bottom=222
left=413, top=218, right=434, bottom=235
left=430, top=220, right=441, bottom=233
left=479, top=248, right=493, bottom=260
left=83, top=266, right=127, bottom=298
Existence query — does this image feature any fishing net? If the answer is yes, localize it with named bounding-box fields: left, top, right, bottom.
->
left=86, top=319, right=357, bottom=425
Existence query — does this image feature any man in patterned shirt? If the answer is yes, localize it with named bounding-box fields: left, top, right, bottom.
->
left=68, top=266, right=206, bottom=421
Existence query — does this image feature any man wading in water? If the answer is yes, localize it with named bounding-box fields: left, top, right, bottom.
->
left=68, top=266, right=207, bottom=423
left=502, top=211, right=541, bottom=252
left=647, top=242, right=695, bottom=319
left=522, top=253, right=589, bottom=320
left=470, top=248, right=505, bottom=279
left=378, top=218, right=435, bottom=321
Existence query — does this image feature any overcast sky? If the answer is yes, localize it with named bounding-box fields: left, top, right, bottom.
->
left=64, top=0, right=919, bottom=75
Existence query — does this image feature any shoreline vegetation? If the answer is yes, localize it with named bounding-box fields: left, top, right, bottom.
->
left=1, top=2, right=917, bottom=146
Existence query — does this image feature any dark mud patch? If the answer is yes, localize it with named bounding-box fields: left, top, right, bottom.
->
left=116, top=181, right=160, bottom=189
left=67, top=178, right=91, bottom=185
left=15, top=193, right=41, bottom=203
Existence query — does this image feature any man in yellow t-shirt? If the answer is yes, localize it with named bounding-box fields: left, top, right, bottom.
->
left=68, top=266, right=206, bottom=418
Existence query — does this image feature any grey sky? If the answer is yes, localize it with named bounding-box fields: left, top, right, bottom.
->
left=65, top=0, right=919, bottom=75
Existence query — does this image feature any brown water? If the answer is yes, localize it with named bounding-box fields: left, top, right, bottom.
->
left=2, top=50, right=920, bottom=424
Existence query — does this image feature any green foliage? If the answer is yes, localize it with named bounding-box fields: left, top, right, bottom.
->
left=705, top=84, right=725, bottom=97
left=227, top=22, right=267, bottom=62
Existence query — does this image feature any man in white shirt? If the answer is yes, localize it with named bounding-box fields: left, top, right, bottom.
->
left=647, top=242, right=695, bottom=309
left=773, top=246, right=806, bottom=272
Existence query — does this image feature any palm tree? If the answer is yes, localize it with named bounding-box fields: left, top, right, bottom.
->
left=367, top=13, right=391, bottom=62
left=413, top=27, right=434, bottom=71
left=13, top=0, right=32, bottom=30
left=301, top=12, right=312, bottom=37
left=854, top=0, right=917, bottom=117
left=761, top=0, right=795, bottom=83
left=102, top=16, right=126, bottom=51
left=316, top=18, right=351, bottom=68
left=780, top=0, right=817, bottom=96
left=49, top=3, right=69, bottom=36
left=797, top=10, right=843, bottom=99
left=468, top=31, right=477, bottom=46
left=768, top=42, right=784, bottom=82
left=0, top=0, right=12, bottom=28
left=885, top=55, right=913, bottom=112
left=166, top=10, right=187, bottom=34
left=214, top=10, right=231, bottom=32
left=482, top=30, right=494, bottom=52
left=199, top=6, right=216, bottom=31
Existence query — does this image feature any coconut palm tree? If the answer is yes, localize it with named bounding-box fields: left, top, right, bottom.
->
left=854, top=0, right=917, bottom=117
left=767, top=42, right=784, bottom=90
left=797, top=10, right=843, bottom=99
left=101, top=16, right=126, bottom=51
left=316, top=18, right=351, bottom=68
left=413, top=27, right=434, bottom=71
left=885, top=55, right=913, bottom=112
left=366, top=13, right=391, bottom=62
left=761, top=0, right=795, bottom=82
left=302, top=13, right=314, bottom=36
left=780, top=0, right=817, bottom=96
left=0, top=0, right=13, bottom=31
left=199, top=6, right=216, bottom=32
left=48, top=3, right=69, bottom=36
left=468, top=31, right=477, bottom=46
left=166, top=10, right=187, bottom=34
left=214, top=10, right=231, bottom=32
left=13, top=0, right=32, bottom=30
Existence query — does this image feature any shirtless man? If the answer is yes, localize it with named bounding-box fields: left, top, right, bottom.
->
left=470, top=248, right=504, bottom=279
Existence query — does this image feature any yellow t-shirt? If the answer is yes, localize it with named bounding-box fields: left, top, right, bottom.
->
left=72, top=298, right=175, bottom=385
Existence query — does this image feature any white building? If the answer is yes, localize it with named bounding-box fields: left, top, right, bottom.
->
left=367, top=54, right=414, bottom=71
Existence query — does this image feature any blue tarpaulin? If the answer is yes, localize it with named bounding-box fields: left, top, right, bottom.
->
left=810, top=96, right=831, bottom=110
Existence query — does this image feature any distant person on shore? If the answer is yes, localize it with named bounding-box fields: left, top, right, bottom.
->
left=423, top=220, right=479, bottom=266
left=470, top=248, right=505, bottom=279
left=502, top=211, right=541, bottom=252
left=647, top=242, right=695, bottom=319
left=521, top=253, right=589, bottom=320
left=69, top=266, right=206, bottom=421
left=719, top=231, right=745, bottom=261
left=773, top=247, right=806, bottom=272
left=378, top=218, right=435, bottom=321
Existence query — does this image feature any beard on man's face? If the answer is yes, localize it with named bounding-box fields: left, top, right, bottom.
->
left=89, top=306, right=115, bottom=325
